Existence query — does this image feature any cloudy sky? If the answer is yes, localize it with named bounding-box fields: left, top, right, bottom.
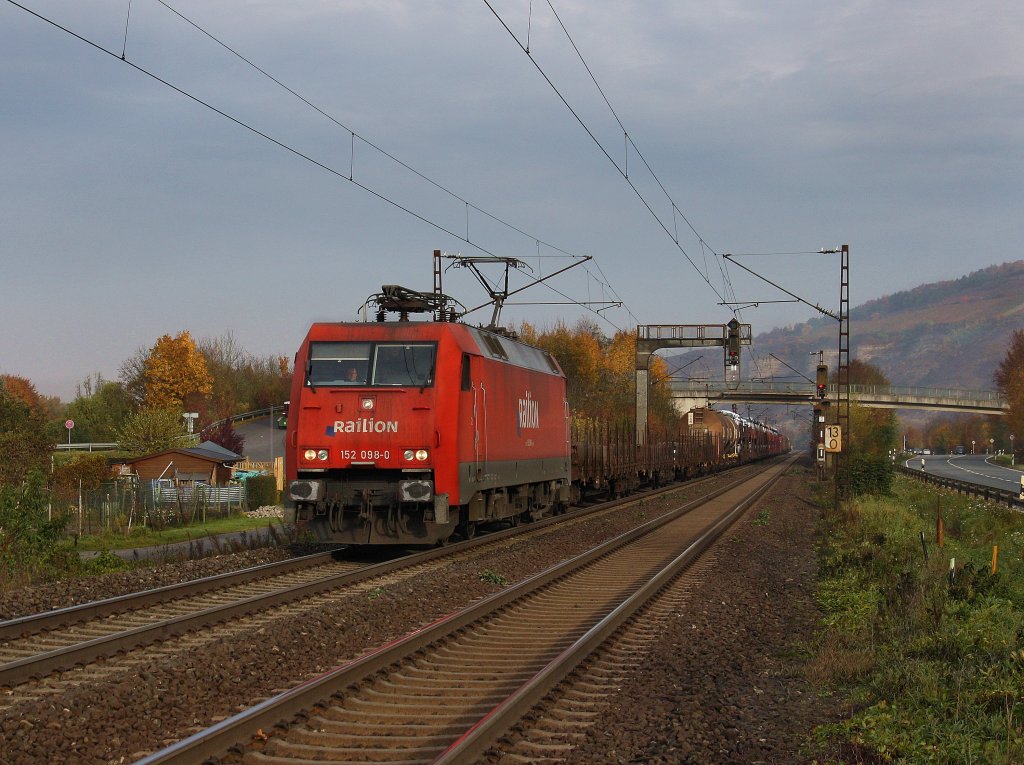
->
left=2, top=0, right=1021, bottom=400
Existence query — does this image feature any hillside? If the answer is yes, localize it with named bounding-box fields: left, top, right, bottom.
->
left=663, top=260, right=1024, bottom=442
left=747, top=260, right=1024, bottom=389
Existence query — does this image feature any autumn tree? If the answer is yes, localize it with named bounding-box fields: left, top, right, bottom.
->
left=117, top=407, right=186, bottom=457
left=994, top=329, right=1024, bottom=459
left=524, top=319, right=602, bottom=412
left=0, top=376, right=54, bottom=486
left=118, top=346, right=149, bottom=406
left=198, top=332, right=292, bottom=419
left=914, top=413, right=996, bottom=455
left=517, top=321, right=680, bottom=429
left=602, top=331, right=679, bottom=428
left=141, top=331, right=214, bottom=409
left=199, top=420, right=246, bottom=456
left=50, top=454, right=112, bottom=507
left=2, top=374, right=44, bottom=412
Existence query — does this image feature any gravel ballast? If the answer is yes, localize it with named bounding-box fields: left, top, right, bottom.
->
left=560, top=459, right=840, bottom=764
left=0, top=463, right=841, bottom=763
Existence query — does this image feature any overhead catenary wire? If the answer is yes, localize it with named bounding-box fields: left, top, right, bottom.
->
left=483, top=0, right=737, bottom=311
left=5, top=0, right=634, bottom=330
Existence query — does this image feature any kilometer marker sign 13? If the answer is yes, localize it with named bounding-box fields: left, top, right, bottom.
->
left=825, top=425, right=842, bottom=453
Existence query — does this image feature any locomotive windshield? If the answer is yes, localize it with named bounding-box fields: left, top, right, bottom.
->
left=372, top=343, right=435, bottom=386
left=306, top=341, right=435, bottom=387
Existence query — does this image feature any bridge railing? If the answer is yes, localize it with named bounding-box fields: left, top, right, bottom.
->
left=667, top=380, right=1005, bottom=406
left=848, top=384, right=1003, bottom=404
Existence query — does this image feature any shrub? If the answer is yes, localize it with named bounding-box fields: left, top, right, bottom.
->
left=80, top=550, right=133, bottom=576
left=0, top=471, right=74, bottom=584
left=850, top=455, right=894, bottom=496
left=50, top=454, right=111, bottom=505
left=245, top=475, right=278, bottom=510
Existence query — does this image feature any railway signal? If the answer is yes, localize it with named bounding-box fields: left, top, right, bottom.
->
left=816, top=363, right=828, bottom=399
left=726, top=319, right=741, bottom=369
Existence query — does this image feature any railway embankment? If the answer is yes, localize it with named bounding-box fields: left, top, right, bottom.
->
left=805, top=474, right=1024, bottom=763
left=7, top=459, right=1019, bottom=762
left=555, top=462, right=1024, bottom=764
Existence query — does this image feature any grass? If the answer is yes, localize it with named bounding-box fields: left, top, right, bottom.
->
left=479, top=569, right=507, bottom=586
left=809, top=476, right=1024, bottom=764
left=75, top=513, right=285, bottom=551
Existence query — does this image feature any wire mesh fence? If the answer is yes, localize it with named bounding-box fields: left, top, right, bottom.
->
left=59, top=479, right=249, bottom=537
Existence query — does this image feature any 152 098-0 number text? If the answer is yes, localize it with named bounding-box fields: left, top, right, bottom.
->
left=338, top=450, right=391, bottom=460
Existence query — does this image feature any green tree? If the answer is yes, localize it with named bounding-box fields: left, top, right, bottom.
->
left=0, top=376, right=54, bottom=487
left=64, top=374, right=137, bottom=443
left=117, top=407, right=186, bottom=456
left=836, top=360, right=897, bottom=494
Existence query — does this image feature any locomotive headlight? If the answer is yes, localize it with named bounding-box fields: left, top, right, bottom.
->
left=317, top=449, right=329, bottom=461
left=303, top=449, right=317, bottom=461
left=360, top=397, right=374, bottom=411
left=415, top=449, right=429, bottom=461
left=403, top=449, right=415, bottom=461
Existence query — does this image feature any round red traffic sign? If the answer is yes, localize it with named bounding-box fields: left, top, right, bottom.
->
left=65, top=419, right=74, bottom=430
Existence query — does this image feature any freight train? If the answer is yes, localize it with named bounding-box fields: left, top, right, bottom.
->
left=285, top=287, right=788, bottom=545
left=685, top=406, right=784, bottom=461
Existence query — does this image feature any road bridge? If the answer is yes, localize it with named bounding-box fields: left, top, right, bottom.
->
left=668, top=381, right=1008, bottom=415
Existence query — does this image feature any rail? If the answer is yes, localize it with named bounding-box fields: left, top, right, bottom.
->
left=134, top=457, right=791, bottom=764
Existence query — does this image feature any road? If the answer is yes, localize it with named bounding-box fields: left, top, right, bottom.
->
left=905, top=453, right=1024, bottom=495
left=235, top=416, right=287, bottom=462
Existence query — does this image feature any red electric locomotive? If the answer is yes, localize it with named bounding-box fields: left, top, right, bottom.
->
left=285, top=287, right=571, bottom=545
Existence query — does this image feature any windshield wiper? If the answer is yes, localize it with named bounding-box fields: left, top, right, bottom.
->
left=304, top=358, right=317, bottom=393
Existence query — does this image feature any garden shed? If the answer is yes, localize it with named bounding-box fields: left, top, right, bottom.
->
left=115, top=441, right=242, bottom=486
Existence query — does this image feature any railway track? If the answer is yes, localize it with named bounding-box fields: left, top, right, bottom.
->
left=0, top=465, right=758, bottom=706
left=135, top=455, right=795, bottom=765
left=0, top=551, right=366, bottom=689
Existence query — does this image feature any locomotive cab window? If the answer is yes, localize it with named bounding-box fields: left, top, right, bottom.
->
left=307, top=342, right=370, bottom=386
left=372, top=343, right=436, bottom=387
left=306, top=341, right=436, bottom=388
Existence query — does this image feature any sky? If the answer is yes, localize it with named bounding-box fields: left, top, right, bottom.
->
left=2, top=0, right=1022, bottom=401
